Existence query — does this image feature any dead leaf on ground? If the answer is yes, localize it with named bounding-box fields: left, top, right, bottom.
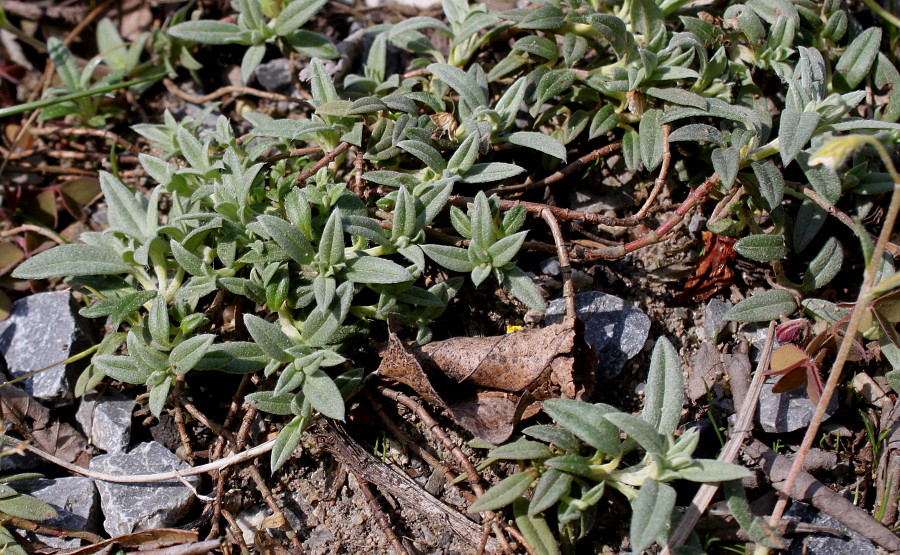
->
left=378, top=317, right=596, bottom=444
left=67, top=529, right=199, bottom=555
left=676, top=231, right=736, bottom=304
left=0, top=385, right=91, bottom=467
left=687, top=341, right=723, bottom=401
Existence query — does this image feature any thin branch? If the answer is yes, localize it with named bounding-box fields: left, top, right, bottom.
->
left=0, top=224, right=66, bottom=245
left=349, top=471, right=411, bottom=555
left=30, top=126, right=140, bottom=153
left=0, top=433, right=275, bottom=483
left=163, top=78, right=307, bottom=106
left=801, top=186, right=900, bottom=258
left=294, top=142, right=350, bottom=184
left=541, top=209, right=576, bottom=319
left=486, top=143, right=621, bottom=196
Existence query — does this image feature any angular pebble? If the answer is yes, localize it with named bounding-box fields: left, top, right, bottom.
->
left=546, top=291, right=650, bottom=378
left=76, top=390, right=135, bottom=453
left=703, top=299, right=731, bottom=342
left=13, top=477, right=99, bottom=549
left=786, top=502, right=877, bottom=554
left=91, top=442, right=199, bottom=536
left=757, top=378, right=837, bottom=433
left=0, top=292, right=93, bottom=406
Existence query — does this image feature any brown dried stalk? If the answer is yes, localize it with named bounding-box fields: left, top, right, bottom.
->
left=294, top=142, right=351, bottom=184
left=162, top=78, right=306, bottom=107
left=486, top=143, right=621, bottom=196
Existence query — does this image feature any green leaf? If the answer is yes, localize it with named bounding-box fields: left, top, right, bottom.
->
left=833, top=28, right=882, bottom=92
left=622, top=129, right=640, bottom=171
left=493, top=77, right=527, bottom=130
left=677, top=459, right=752, bottom=482
left=778, top=109, right=820, bottom=166
left=241, top=44, right=266, bottom=84
left=488, top=439, right=552, bottom=460
left=0, top=493, right=58, bottom=521
left=148, top=378, right=171, bottom=417
left=167, top=20, right=245, bottom=44
left=271, top=415, right=305, bottom=471
left=446, top=134, right=479, bottom=174
left=506, top=132, right=567, bottom=162
left=111, top=290, right=157, bottom=328
left=274, top=0, right=328, bottom=35
left=344, top=256, right=413, bottom=284
left=94, top=355, right=151, bottom=384
left=711, top=147, right=739, bottom=188
left=149, top=296, right=170, bottom=348
left=724, top=290, right=797, bottom=322
left=604, top=412, right=666, bottom=462
left=100, top=171, right=152, bottom=241
left=427, top=63, right=487, bottom=112
left=519, top=5, right=565, bottom=29
left=468, top=470, right=536, bottom=513
left=523, top=425, right=581, bottom=453
left=461, top=162, right=525, bottom=183
left=470, top=192, right=495, bottom=253
left=398, top=140, right=446, bottom=172
left=528, top=468, right=573, bottom=516
left=514, top=499, right=558, bottom=555
left=734, top=234, right=787, bottom=261
left=244, top=314, right=293, bottom=363
left=246, top=390, right=294, bottom=415
left=542, top=399, right=621, bottom=457
left=308, top=57, right=338, bottom=106
left=12, top=244, right=130, bottom=279
left=512, top=35, right=558, bottom=61
left=488, top=232, right=527, bottom=267
left=642, top=337, right=683, bottom=435
left=589, top=105, right=619, bottom=140
left=751, top=160, right=784, bottom=212
left=534, top=69, right=575, bottom=109
left=793, top=200, right=826, bottom=252
left=802, top=237, right=843, bottom=290
left=170, top=240, right=206, bottom=276
left=667, top=124, right=724, bottom=146
left=421, top=244, right=477, bottom=272
left=631, top=0, right=664, bottom=42
left=503, top=266, right=547, bottom=312
left=639, top=109, right=665, bottom=171
left=303, top=367, right=345, bottom=420
left=256, top=214, right=315, bottom=264
left=629, top=480, right=676, bottom=553
left=284, top=30, right=339, bottom=59
left=318, top=208, right=345, bottom=267
left=170, top=334, right=215, bottom=374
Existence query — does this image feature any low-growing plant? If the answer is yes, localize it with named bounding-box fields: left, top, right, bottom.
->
left=469, top=338, right=767, bottom=554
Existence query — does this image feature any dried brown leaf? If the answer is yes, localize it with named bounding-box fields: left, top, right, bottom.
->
left=0, top=385, right=90, bottom=467
left=378, top=317, right=595, bottom=443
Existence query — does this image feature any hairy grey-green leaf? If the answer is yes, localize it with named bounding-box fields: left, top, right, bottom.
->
left=256, top=214, right=315, bottom=264
left=751, top=160, right=784, bottom=212
left=528, top=469, right=573, bottom=516
left=489, top=439, right=553, bottom=460
left=488, top=232, right=527, bottom=268
left=100, top=171, right=152, bottom=241
left=622, top=129, right=640, bottom=171
left=246, top=390, right=294, bottom=415
left=711, top=147, right=739, bottom=188
left=110, top=290, right=157, bottom=328
left=630, top=0, right=664, bottom=42
left=734, top=234, right=787, bottom=261
left=167, top=20, right=245, bottom=44
left=506, top=132, right=567, bottom=162
left=428, top=63, right=487, bottom=113
left=398, top=140, right=446, bottom=172
left=170, top=334, right=215, bottom=374
left=519, top=5, right=565, bottom=29
left=542, top=399, right=621, bottom=458
left=244, top=314, right=293, bottom=363
left=503, top=266, right=547, bottom=311
left=274, top=0, right=328, bottom=35
left=271, top=414, right=305, bottom=471
left=642, top=337, right=684, bottom=435
left=461, top=162, right=524, bottom=183
left=534, top=69, right=575, bottom=109
left=523, top=424, right=581, bottom=453
left=833, top=27, right=882, bottom=92
left=630, top=480, right=676, bottom=553
left=12, top=244, right=130, bottom=279
left=677, top=459, right=752, bottom=482
left=639, top=109, right=665, bottom=171
left=802, top=237, right=843, bottom=290
left=447, top=134, right=479, bottom=174
left=303, top=368, right=345, bottom=420
left=793, top=200, right=827, bottom=253
left=725, top=289, right=797, bottom=322
left=94, top=355, right=151, bottom=385
left=605, top=412, right=666, bottom=462
left=667, top=124, right=725, bottom=146
left=512, top=35, right=558, bottom=61
left=778, top=109, right=820, bottom=166
left=468, top=470, right=536, bottom=513
left=344, top=256, right=413, bottom=284
left=421, top=244, right=477, bottom=272
left=589, top=105, right=619, bottom=139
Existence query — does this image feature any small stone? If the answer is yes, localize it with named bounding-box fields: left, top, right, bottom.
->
left=786, top=502, right=878, bottom=555
left=13, top=477, right=99, bottom=549
left=703, top=299, right=731, bottom=342
left=0, top=292, right=94, bottom=406
left=255, top=59, right=293, bottom=96
left=539, top=257, right=561, bottom=276
left=76, top=390, right=135, bottom=453
left=91, top=442, right=200, bottom=536
left=744, top=323, right=784, bottom=362
left=757, top=378, right=838, bottom=433
left=687, top=342, right=722, bottom=402
left=546, top=291, right=650, bottom=379
left=305, top=526, right=335, bottom=550
left=235, top=505, right=270, bottom=546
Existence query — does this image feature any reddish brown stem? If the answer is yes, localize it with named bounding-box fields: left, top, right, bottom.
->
left=486, top=143, right=622, bottom=196
left=350, top=470, right=411, bottom=555
left=163, top=78, right=306, bottom=106
left=294, top=142, right=350, bottom=184
left=173, top=375, right=194, bottom=462
left=541, top=209, right=576, bottom=319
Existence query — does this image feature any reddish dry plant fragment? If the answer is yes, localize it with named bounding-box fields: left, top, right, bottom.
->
left=775, top=318, right=812, bottom=344
left=764, top=343, right=825, bottom=404
left=377, top=317, right=596, bottom=444
left=676, top=231, right=737, bottom=304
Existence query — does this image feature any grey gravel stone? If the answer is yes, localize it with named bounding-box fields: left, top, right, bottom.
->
left=91, top=441, right=200, bottom=536
left=539, top=257, right=561, bottom=276
left=546, top=291, right=650, bottom=378
left=76, top=390, right=135, bottom=453
left=757, top=378, right=837, bottom=433
left=255, top=58, right=293, bottom=96
left=786, top=501, right=878, bottom=554
left=0, top=292, right=93, bottom=406
left=13, top=477, right=99, bottom=549
left=703, top=299, right=732, bottom=342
